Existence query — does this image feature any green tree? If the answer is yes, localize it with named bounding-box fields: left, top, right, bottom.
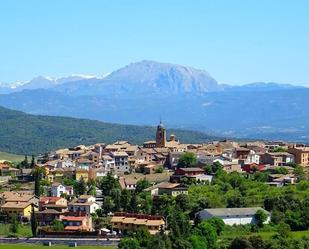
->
left=32, top=167, right=45, bottom=197
left=30, top=155, right=36, bottom=169
left=275, top=222, right=291, bottom=238
left=111, top=187, right=122, bottom=211
left=102, top=196, right=115, bottom=215
left=172, top=238, right=193, bottom=249
left=254, top=209, right=268, bottom=227
left=204, top=164, right=213, bottom=174
left=51, top=219, right=64, bottom=231
left=212, top=161, right=223, bottom=174
left=275, top=167, right=289, bottom=175
left=148, top=233, right=172, bottom=249
left=177, top=152, right=197, bottom=168
left=229, top=237, right=253, bottom=249
left=129, top=193, right=139, bottom=213
left=20, top=155, right=30, bottom=169
left=175, top=194, right=191, bottom=212
left=273, top=147, right=288, bottom=153
left=152, top=194, right=172, bottom=216
left=189, top=234, right=208, bottom=249
left=194, top=221, right=217, bottom=249
left=10, top=216, right=19, bottom=234
left=139, top=192, right=152, bottom=214
left=252, top=172, right=268, bottom=182
left=100, top=172, right=120, bottom=196
left=118, top=238, right=141, bottom=249
left=30, top=205, right=38, bottom=237
left=135, top=179, right=150, bottom=193
left=248, top=235, right=266, bottom=249
left=134, top=227, right=151, bottom=248
left=168, top=208, right=191, bottom=239
left=87, top=179, right=96, bottom=196
left=120, top=189, right=132, bottom=212
left=271, top=209, right=284, bottom=224
left=155, top=167, right=164, bottom=173
left=63, top=177, right=77, bottom=186
left=227, top=191, right=247, bottom=208
left=75, top=177, right=87, bottom=196
left=293, top=166, right=306, bottom=181
left=204, top=217, right=225, bottom=235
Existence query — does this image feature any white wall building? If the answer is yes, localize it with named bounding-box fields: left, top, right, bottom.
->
left=196, top=207, right=270, bottom=226
left=56, top=158, right=75, bottom=168
left=51, top=182, right=74, bottom=197
left=244, top=151, right=261, bottom=165
left=102, top=155, right=115, bottom=172
left=68, top=195, right=99, bottom=214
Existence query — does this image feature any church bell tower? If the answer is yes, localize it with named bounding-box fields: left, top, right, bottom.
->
left=156, top=121, right=166, bottom=147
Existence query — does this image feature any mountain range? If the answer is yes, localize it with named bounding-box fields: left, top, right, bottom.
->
left=0, top=60, right=308, bottom=143
left=0, top=75, right=98, bottom=94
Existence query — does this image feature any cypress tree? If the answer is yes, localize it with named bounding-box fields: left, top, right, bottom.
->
left=30, top=155, right=36, bottom=169
left=30, top=204, right=38, bottom=237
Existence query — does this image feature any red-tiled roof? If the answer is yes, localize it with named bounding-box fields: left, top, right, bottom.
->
left=61, top=216, right=86, bottom=221
left=40, top=197, right=62, bottom=203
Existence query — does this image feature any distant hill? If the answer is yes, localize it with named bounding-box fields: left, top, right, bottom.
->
left=0, top=60, right=308, bottom=142
left=0, top=75, right=98, bottom=94
left=52, top=60, right=221, bottom=96
left=0, top=106, right=218, bottom=155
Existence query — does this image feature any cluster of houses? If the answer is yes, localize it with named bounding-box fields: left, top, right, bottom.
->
left=29, top=122, right=308, bottom=186
left=0, top=122, right=308, bottom=235
left=0, top=189, right=98, bottom=232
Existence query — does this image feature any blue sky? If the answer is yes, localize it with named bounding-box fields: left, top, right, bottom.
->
left=0, top=0, right=309, bottom=85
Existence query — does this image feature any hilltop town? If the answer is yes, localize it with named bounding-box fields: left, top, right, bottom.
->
left=0, top=122, right=308, bottom=248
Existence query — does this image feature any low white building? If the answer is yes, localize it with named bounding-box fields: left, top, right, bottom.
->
left=102, top=155, right=115, bottom=172
left=51, top=182, right=74, bottom=197
left=56, top=158, right=75, bottom=168
left=68, top=195, right=100, bottom=215
left=169, top=151, right=184, bottom=169
left=244, top=151, right=261, bottom=165
left=196, top=207, right=270, bottom=226
left=194, top=174, right=213, bottom=183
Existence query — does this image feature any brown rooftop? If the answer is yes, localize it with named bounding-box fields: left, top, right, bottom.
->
left=1, top=201, right=32, bottom=209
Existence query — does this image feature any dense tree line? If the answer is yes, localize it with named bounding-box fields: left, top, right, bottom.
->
left=109, top=164, right=309, bottom=249
left=188, top=169, right=309, bottom=231
left=0, top=106, right=216, bottom=155
left=118, top=213, right=224, bottom=249
left=96, top=174, right=152, bottom=216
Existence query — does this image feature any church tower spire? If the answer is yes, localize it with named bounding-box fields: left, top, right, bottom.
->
left=156, top=120, right=166, bottom=147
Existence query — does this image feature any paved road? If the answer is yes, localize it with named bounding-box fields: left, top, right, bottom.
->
left=0, top=237, right=119, bottom=246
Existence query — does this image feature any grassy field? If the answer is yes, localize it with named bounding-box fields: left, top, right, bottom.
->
left=0, top=223, right=32, bottom=237
left=258, top=230, right=309, bottom=239
left=0, top=151, right=25, bottom=163
left=219, top=227, right=309, bottom=244
left=0, top=244, right=115, bottom=249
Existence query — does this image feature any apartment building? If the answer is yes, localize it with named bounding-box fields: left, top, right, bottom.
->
left=288, top=146, right=309, bottom=167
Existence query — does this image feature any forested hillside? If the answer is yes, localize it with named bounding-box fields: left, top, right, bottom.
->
left=0, top=106, right=217, bottom=155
